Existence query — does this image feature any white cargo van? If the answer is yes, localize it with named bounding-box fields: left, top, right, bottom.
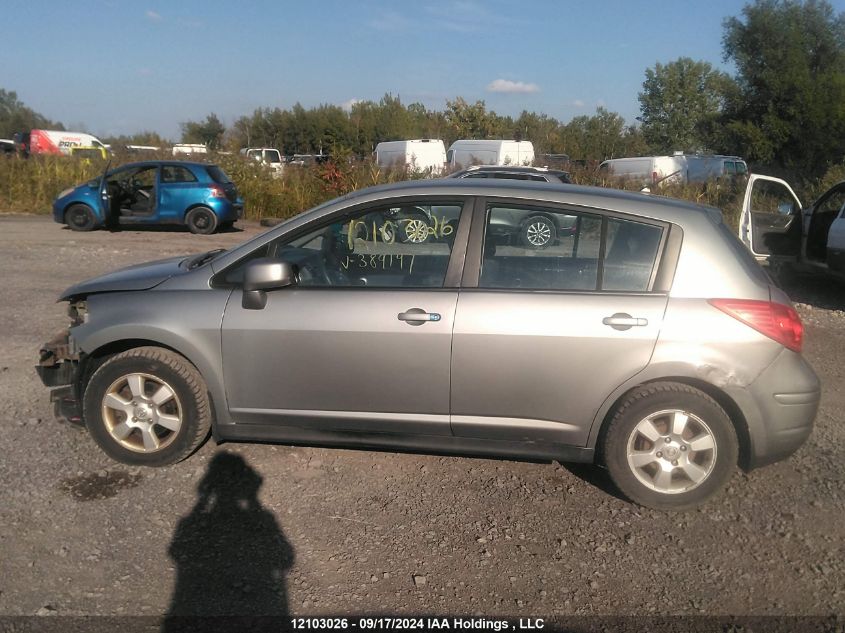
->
left=374, top=139, right=447, bottom=173
left=685, top=155, right=748, bottom=183
left=446, top=140, right=534, bottom=168
left=28, top=129, right=108, bottom=156
left=599, top=154, right=748, bottom=187
left=598, top=155, right=686, bottom=187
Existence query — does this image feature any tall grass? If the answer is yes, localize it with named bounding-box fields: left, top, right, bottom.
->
left=1, top=152, right=839, bottom=233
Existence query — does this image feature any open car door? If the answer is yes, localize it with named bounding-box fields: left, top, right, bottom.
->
left=739, top=174, right=803, bottom=262
left=828, top=211, right=845, bottom=272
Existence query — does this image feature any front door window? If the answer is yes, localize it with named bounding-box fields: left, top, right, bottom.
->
left=264, top=202, right=464, bottom=288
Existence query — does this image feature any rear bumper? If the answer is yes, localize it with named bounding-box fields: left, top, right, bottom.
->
left=728, top=348, right=820, bottom=469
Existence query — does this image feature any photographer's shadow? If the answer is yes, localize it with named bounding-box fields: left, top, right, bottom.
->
left=163, top=452, right=294, bottom=632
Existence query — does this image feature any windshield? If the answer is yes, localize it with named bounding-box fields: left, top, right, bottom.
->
left=265, top=150, right=282, bottom=164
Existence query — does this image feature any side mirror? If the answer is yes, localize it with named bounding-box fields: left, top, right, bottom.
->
left=242, top=258, right=296, bottom=310
left=777, top=202, right=793, bottom=215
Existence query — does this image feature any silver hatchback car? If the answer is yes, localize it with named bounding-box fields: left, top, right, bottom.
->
left=37, top=179, right=820, bottom=510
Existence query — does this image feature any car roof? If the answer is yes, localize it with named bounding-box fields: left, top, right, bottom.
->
left=305, top=178, right=721, bottom=226
left=111, top=160, right=212, bottom=170
left=450, top=165, right=570, bottom=178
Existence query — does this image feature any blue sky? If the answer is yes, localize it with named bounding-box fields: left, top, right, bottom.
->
left=5, top=0, right=845, bottom=140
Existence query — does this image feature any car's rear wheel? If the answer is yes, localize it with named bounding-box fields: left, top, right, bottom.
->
left=65, top=204, right=96, bottom=231
left=185, top=207, right=218, bottom=235
left=602, top=382, right=738, bottom=511
left=520, top=215, right=556, bottom=249
left=82, top=347, right=212, bottom=466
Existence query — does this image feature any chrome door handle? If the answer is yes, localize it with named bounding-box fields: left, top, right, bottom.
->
left=602, top=313, right=648, bottom=331
left=398, top=308, right=441, bottom=326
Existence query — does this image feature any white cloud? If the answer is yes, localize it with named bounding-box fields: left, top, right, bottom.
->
left=486, top=79, right=540, bottom=94
left=145, top=9, right=162, bottom=20
left=340, top=98, right=361, bottom=112
left=369, top=10, right=409, bottom=31
left=572, top=99, right=586, bottom=108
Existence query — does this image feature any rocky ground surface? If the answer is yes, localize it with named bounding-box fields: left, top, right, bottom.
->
left=0, top=215, right=842, bottom=627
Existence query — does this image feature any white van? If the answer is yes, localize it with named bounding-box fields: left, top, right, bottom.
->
left=241, top=147, right=284, bottom=177
left=28, top=129, right=108, bottom=156
left=374, top=139, right=447, bottom=173
left=598, top=155, right=686, bottom=187
left=600, top=154, right=748, bottom=187
left=172, top=144, right=208, bottom=156
left=685, top=155, right=748, bottom=183
left=446, top=140, right=534, bottom=168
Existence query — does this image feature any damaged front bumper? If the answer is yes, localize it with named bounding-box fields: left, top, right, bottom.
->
left=36, top=330, right=84, bottom=427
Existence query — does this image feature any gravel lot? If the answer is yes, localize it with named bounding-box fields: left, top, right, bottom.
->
left=0, top=215, right=843, bottom=626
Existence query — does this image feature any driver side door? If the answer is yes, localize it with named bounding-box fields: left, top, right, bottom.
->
left=220, top=198, right=470, bottom=436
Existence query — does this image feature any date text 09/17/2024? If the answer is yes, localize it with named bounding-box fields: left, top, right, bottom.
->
left=290, top=617, right=546, bottom=630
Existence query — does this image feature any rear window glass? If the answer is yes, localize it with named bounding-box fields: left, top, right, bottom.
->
left=206, top=165, right=231, bottom=184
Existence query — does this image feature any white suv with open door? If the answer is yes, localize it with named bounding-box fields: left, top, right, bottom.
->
left=740, top=175, right=845, bottom=278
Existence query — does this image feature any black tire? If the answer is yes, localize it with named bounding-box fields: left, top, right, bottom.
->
left=601, top=382, right=738, bottom=511
left=65, top=204, right=97, bottom=231
left=82, top=347, right=212, bottom=466
left=185, top=206, right=218, bottom=235
left=520, top=215, right=556, bottom=249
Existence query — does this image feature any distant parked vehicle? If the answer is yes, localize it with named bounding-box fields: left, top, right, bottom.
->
left=286, top=153, right=330, bottom=166
left=52, top=161, right=243, bottom=234
left=18, top=129, right=108, bottom=157
left=599, top=154, right=748, bottom=188
left=240, top=147, right=284, bottom=177
left=0, top=139, right=15, bottom=156
left=172, top=144, right=208, bottom=156
left=374, top=139, right=447, bottom=173
left=125, top=145, right=162, bottom=155
left=446, top=140, right=535, bottom=168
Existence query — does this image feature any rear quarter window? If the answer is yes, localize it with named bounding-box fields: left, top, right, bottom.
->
left=206, top=165, right=231, bottom=184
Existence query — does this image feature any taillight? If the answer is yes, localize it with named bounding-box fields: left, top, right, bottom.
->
left=708, top=299, right=803, bottom=353
left=209, top=185, right=226, bottom=198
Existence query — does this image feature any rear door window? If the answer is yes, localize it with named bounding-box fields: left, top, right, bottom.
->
left=480, top=204, right=664, bottom=292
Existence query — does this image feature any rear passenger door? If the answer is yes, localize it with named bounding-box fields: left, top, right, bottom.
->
left=158, top=164, right=199, bottom=221
left=450, top=200, right=672, bottom=447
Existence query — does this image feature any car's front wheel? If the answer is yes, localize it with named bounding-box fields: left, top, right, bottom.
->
left=65, top=204, right=97, bottom=231
left=185, top=206, right=218, bottom=235
left=82, top=347, right=212, bottom=466
left=602, top=382, right=738, bottom=510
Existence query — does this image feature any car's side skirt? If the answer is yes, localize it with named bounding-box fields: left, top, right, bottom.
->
left=215, top=422, right=595, bottom=464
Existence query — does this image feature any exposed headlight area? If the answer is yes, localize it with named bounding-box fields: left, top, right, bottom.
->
left=68, top=299, right=88, bottom=326
left=57, top=187, right=76, bottom=199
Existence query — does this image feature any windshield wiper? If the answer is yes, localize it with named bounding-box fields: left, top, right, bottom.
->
left=187, top=249, right=226, bottom=270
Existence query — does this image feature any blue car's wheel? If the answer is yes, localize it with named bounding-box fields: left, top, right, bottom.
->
left=186, top=206, right=218, bottom=235
left=65, top=204, right=96, bottom=232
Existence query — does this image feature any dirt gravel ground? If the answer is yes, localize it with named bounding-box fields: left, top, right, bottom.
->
left=0, top=215, right=843, bottom=627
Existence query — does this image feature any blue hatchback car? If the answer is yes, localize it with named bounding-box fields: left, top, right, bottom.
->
left=53, top=161, right=244, bottom=234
